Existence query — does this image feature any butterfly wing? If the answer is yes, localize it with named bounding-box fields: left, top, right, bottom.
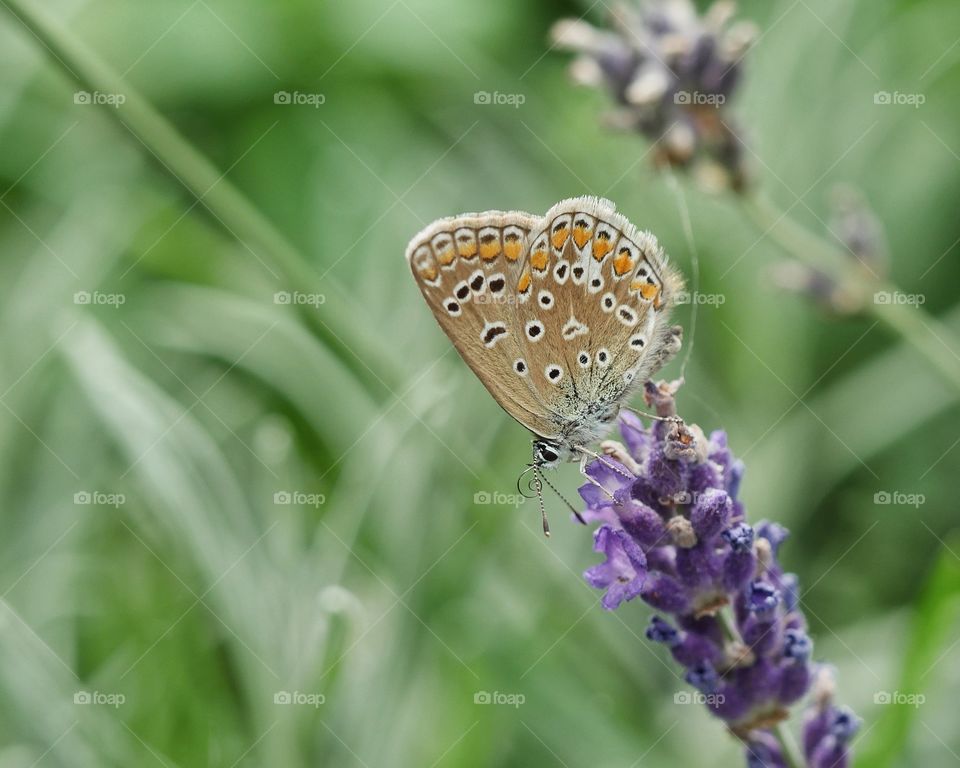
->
left=510, top=197, right=685, bottom=443
left=405, top=210, right=563, bottom=440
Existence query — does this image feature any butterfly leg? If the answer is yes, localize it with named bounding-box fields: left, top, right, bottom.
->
left=576, top=450, right=618, bottom=503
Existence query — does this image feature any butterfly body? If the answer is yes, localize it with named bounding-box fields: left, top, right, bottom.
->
left=406, top=196, right=684, bottom=468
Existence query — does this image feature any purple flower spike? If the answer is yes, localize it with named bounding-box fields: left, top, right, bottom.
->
left=684, top=660, right=720, bottom=694
left=584, top=525, right=647, bottom=611
left=723, top=522, right=755, bottom=553
left=783, top=628, right=813, bottom=662
left=690, top=488, right=732, bottom=540
left=646, top=616, right=679, bottom=646
left=745, top=732, right=786, bottom=768
left=576, top=380, right=858, bottom=768
left=748, top=581, right=781, bottom=617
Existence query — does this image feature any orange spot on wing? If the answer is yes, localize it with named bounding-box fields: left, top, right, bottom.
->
left=437, top=248, right=455, bottom=266
left=504, top=240, right=523, bottom=261
left=613, top=250, right=634, bottom=276
left=517, top=271, right=531, bottom=294
left=551, top=228, right=569, bottom=250
left=479, top=240, right=501, bottom=261
left=530, top=249, right=549, bottom=272
left=458, top=242, right=478, bottom=259
left=419, top=265, right=438, bottom=282
left=640, top=283, right=659, bottom=300
left=572, top=226, right=591, bottom=248
left=592, top=239, right=613, bottom=261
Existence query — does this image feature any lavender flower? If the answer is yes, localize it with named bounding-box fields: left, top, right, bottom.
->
left=551, top=0, right=757, bottom=191
left=579, top=379, right=858, bottom=767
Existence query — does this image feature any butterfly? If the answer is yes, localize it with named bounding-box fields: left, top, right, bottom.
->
left=405, top=197, right=684, bottom=527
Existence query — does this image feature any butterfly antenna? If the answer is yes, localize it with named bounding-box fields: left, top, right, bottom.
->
left=517, top=463, right=551, bottom=536
left=664, top=166, right=699, bottom=382
left=532, top=466, right=550, bottom=537
left=537, top=470, right=587, bottom=526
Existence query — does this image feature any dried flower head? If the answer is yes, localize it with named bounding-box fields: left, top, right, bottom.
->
left=551, top=0, right=757, bottom=191
left=578, top=379, right=858, bottom=767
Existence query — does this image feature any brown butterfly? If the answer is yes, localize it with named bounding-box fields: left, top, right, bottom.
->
left=406, top=197, right=684, bottom=527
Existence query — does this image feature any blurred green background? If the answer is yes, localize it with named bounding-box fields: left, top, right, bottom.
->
left=1, top=0, right=958, bottom=765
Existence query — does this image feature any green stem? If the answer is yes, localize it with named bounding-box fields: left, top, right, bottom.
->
left=774, top=722, right=804, bottom=768
left=2, top=0, right=402, bottom=398
left=742, top=192, right=960, bottom=393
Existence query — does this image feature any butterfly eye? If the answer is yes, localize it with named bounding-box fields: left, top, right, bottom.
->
left=534, top=441, right=560, bottom=465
